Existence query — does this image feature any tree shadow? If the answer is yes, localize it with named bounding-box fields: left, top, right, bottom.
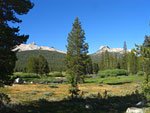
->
left=2, top=91, right=146, bottom=113
left=106, top=81, right=132, bottom=85
left=84, top=81, right=98, bottom=84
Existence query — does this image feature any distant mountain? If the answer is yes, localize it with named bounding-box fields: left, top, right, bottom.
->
left=14, top=44, right=132, bottom=72
left=90, top=46, right=131, bottom=63
left=92, top=46, right=131, bottom=56
left=13, top=42, right=66, bottom=54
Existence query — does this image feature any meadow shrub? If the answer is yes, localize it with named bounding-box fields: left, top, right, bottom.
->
left=0, top=93, right=11, bottom=111
left=31, top=90, right=40, bottom=95
left=86, top=93, right=97, bottom=98
left=98, top=69, right=128, bottom=78
left=12, top=73, right=39, bottom=79
left=44, top=92, right=54, bottom=96
left=137, top=71, right=144, bottom=76
left=52, top=72, right=64, bottom=77
left=81, top=90, right=89, bottom=94
left=48, top=85, right=58, bottom=88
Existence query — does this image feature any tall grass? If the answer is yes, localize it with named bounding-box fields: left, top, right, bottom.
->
left=98, top=69, right=128, bottom=78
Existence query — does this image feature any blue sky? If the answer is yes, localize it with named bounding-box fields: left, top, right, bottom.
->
left=15, top=0, right=150, bottom=54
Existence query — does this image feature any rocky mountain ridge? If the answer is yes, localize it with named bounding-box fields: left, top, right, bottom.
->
left=13, top=42, right=66, bottom=54
left=93, top=46, right=131, bottom=55
left=13, top=43, right=131, bottom=55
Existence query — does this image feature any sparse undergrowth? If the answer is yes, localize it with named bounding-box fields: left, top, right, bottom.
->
left=0, top=74, right=146, bottom=113
left=1, top=91, right=147, bottom=113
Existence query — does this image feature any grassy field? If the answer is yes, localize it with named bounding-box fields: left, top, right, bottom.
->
left=1, top=74, right=149, bottom=113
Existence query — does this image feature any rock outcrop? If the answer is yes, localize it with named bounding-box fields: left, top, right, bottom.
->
left=14, top=78, right=24, bottom=84
left=93, top=46, right=131, bottom=55
left=13, top=42, right=66, bottom=54
left=126, top=107, right=144, bottom=113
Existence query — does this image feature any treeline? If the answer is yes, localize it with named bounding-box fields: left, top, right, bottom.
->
left=86, top=42, right=139, bottom=75
left=91, top=37, right=150, bottom=75
left=14, top=50, right=99, bottom=74
left=14, top=50, right=66, bottom=72
left=98, top=49, right=140, bottom=74
left=26, top=55, right=49, bottom=75
left=14, top=36, right=150, bottom=75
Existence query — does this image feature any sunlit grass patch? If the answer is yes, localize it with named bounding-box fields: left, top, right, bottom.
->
left=0, top=82, right=141, bottom=104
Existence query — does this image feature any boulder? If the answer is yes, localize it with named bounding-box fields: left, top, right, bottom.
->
left=39, top=81, right=45, bottom=84
left=85, top=104, right=93, bottom=109
left=134, top=84, right=140, bottom=88
left=92, top=75, right=98, bottom=78
left=99, top=84, right=103, bottom=86
left=53, top=79, right=63, bottom=83
left=126, top=107, right=144, bottom=113
left=136, top=101, right=145, bottom=106
left=24, top=81, right=26, bottom=84
left=48, top=85, right=58, bottom=88
left=14, top=78, right=24, bottom=84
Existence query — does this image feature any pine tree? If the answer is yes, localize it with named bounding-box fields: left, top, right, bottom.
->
left=37, top=55, right=49, bottom=76
left=141, top=36, right=150, bottom=75
left=117, top=56, right=121, bottom=69
left=128, top=50, right=138, bottom=74
left=114, top=53, right=119, bottom=69
left=143, top=35, right=150, bottom=47
left=93, top=63, right=99, bottom=74
left=135, top=45, right=150, bottom=99
left=26, top=56, right=38, bottom=75
left=99, top=52, right=105, bottom=70
left=109, top=53, right=115, bottom=69
left=86, top=56, right=93, bottom=74
left=134, top=39, right=150, bottom=100
left=121, top=41, right=128, bottom=70
left=26, top=55, right=49, bottom=76
left=65, top=17, right=88, bottom=98
left=104, top=50, right=110, bottom=69
left=0, top=0, right=34, bottom=85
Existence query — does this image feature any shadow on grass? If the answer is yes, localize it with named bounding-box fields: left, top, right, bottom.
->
left=106, top=81, right=132, bottom=85
left=3, top=92, right=145, bottom=113
left=84, top=81, right=99, bottom=84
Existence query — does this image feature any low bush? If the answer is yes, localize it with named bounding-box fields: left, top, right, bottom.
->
left=44, top=92, right=54, bottom=96
left=31, top=90, right=40, bottom=95
left=98, top=69, right=128, bottom=78
left=48, top=85, right=58, bottom=88
left=137, top=71, right=144, bottom=76
left=52, top=72, right=64, bottom=77
left=12, top=73, right=39, bottom=79
left=86, top=93, right=97, bottom=98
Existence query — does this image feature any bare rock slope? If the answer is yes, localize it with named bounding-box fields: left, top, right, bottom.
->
left=13, top=42, right=66, bottom=54
left=93, top=46, right=131, bottom=55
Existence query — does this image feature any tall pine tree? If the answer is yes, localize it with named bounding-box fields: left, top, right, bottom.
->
left=26, top=56, right=38, bottom=75
left=134, top=36, right=150, bottom=100
left=93, top=63, right=99, bottom=74
left=99, top=52, right=105, bottom=70
left=0, top=0, right=34, bottom=85
left=65, top=17, right=88, bottom=98
left=38, top=55, right=49, bottom=76
left=121, top=41, right=128, bottom=70
left=86, top=56, right=93, bottom=74
left=128, top=50, right=138, bottom=74
left=143, top=35, right=150, bottom=47
left=26, top=55, right=50, bottom=76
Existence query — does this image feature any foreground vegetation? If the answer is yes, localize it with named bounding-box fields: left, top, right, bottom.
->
left=1, top=73, right=150, bottom=113
left=1, top=92, right=145, bottom=113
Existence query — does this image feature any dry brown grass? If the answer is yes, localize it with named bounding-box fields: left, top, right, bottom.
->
left=0, top=82, right=139, bottom=104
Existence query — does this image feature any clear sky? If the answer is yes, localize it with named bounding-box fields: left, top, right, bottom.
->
left=15, top=0, right=150, bottom=54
